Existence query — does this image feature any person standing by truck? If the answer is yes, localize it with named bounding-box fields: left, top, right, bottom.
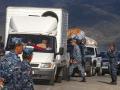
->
left=68, top=38, right=86, bottom=82
left=0, top=37, right=23, bottom=90
left=107, top=42, right=117, bottom=85
left=21, top=47, right=34, bottom=90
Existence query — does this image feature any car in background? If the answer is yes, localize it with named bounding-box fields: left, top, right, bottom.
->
left=100, top=52, right=109, bottom=75
left=100, top=51, right=120, bottom=75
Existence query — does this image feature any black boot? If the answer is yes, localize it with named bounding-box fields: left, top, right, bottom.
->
left=110, top=75, right=117, bottom=85
left=67, top=75, right=71, bottom=81
left=80, top=77, right=86, bottom=82
left=110, top=81, right=117, bottom=85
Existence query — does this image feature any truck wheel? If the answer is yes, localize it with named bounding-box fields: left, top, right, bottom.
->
left=49, top=78, right=54, bottom=85
left=63, top=65, right=69, bottom=81
left=56, top=76, right=62, bottom=83
left=49, top=70, right=55, bottom=85
left=55, top=67, right=62, bottom=83
left=102, top=72, right=105, bottom=76
left=96, top=67, right=102, bottom=76
left=87, top=66, right=96, bottom=76
left=87, top=66, right=92, bottom=77
left=101, top=70, right=106, bottom=76
left=92, top=67, right=96, bottom=76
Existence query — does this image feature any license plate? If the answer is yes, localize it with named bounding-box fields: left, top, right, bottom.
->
left=102, top=66, right=108, bottom=69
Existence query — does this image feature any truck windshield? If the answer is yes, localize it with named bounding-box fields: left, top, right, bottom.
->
left=6, top=34, right=56, bottom=53
left=85, top=47, right=94, bottom=55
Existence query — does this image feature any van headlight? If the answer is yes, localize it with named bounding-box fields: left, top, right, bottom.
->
left=40, top=63, right=52, bottom=68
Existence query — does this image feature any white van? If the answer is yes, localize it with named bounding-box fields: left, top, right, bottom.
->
left=5, top=7, right=69, bottom=85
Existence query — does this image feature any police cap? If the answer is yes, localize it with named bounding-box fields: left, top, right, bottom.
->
left=11, top=37, right=23, bottom=45
left=23, top=47, right=33, bottom=56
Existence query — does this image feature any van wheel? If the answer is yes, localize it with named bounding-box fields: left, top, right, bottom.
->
left=49, top=78, right=54, bottom=85
left=96, top=67, right=102, bottom=76
left=102, top=72, right=105, bottom=76
left=87, top=66, right=92, bottom=77
left=87, top=66, right=96, bottom=76
left=56, top=76, right=62, bottom=83
left=55, top=67, right=63, bottom=83
left=49, top=70, right=55, bottom=85
left=63, top=65, right=69, bottom=80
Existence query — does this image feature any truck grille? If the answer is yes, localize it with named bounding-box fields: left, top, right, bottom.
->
left=31, top=64, right=39, bottom=67
left=103, top=62, right=109, bottom=66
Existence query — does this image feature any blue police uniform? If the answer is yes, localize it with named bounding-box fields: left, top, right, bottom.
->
left=0, top=37, right=23, bottom=90
left=107, top=51, right=117, bottom=83
left=69, top=44, right=85, bottom=80
left=21, top=48, right=34, bottom=90
left=72, top=36, right=86, bottom=66
left=0, top=51, right=22, bottom=90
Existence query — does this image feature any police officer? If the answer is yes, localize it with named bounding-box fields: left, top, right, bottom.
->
left=0, top=37, right=23, bottom=90
left=21, top=47, right=34, bottom=90
left=107, top=42, right=117, bottom=85
left=68, top=38, right=86, bottom=82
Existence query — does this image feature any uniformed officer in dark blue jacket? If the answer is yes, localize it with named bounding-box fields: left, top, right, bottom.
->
left=107, top=42, right=117, bottom=85
left=69, top=38, right=86, bottom=82
left=0, top=37, right=23, bottom=90
left=21, top=47, right=34, bottom=90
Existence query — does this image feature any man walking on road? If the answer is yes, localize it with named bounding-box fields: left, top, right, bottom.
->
left=68, top=38, right=86, bottom=82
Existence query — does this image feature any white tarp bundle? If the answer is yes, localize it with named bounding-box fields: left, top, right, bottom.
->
left=9, top=16, right=58, bottom=36
left=67, top=27, right=86, bottom=40
left=67, top=27, right=97, bottom=46
left=85, top=37, right=97, bottom=46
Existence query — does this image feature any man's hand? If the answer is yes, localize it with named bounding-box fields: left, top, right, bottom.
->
left=0, top=80, right=4, bottom=88
left=69, top=59, right=73, bottom=64
left=69, top=59, right=78, bottom=64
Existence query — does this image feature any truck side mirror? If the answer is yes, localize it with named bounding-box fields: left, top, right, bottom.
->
left=96, top=54, right=100, bottom=57
left=59, top=47, right=64, bottom=55
left=55, top=47, right=64, bottom=57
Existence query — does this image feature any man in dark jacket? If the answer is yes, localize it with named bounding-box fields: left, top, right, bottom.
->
left=69, top=38, right=86, bottom=82
left=107, top=42, right=117, bottom=85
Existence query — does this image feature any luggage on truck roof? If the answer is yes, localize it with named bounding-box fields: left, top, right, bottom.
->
left=67, top=27, right=85, bottom=40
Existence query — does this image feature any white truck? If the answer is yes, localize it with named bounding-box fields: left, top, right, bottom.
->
left=84, top=37, right=102, bottom=76
left=5, top=7, right=69, bottom=85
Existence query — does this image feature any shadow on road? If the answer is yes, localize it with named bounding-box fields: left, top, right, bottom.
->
left=33, top=79, right=50, bottom=85
left=98, top=81, right=111, bottom=85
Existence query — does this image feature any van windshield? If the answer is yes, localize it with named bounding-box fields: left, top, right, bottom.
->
left=6, top=34, right=56, bottom=53
left=85, top=47, right=94, bottom=55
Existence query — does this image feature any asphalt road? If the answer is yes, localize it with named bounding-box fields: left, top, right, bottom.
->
left=34, top=75, right=120, bottom=90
